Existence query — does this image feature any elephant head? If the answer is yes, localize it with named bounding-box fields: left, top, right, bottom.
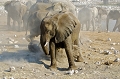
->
left=106, top=10, right=120, bottom=31
left=40, top=11, right=79, bottom=55
left=4, top=1, right=12, bottom=11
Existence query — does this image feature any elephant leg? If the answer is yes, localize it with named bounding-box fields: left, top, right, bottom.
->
left=74, top=39, right=84, bottom=62
left=49, top=42, right=57, bottom=69
left=13, top=21, right=16, bottom=30
left=64, top=36, right=77, bottom=70
left=92, top=18, right=95, bottom=31
left=87, top=21, right=90, bottom=31
left=118, top=24, right=120, bottom=32
left=7, top=16, right=11, bottom=29
left=113, top=19, right=120, bottom=32
left=23, top=20, right=26, bottom=31
left=17, top=20, right=22, bottom=32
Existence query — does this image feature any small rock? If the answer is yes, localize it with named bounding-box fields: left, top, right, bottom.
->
left=89, top=46, right=91, bottom=48
left=114, top=58, right=120, bottom=62
left=14, top=45, right=19, bottom=48
left=74, top=70, right=78, bottom=74
left=114, top=50, right=119, bottom=54
left=104, top=50, right=112, bottom=55
left=66, top=70, right=74, bottom=75
left=108, top=38, right=111, bottom=41
left=9, top=66, right=15, bottom=72
left=111, top=43, right=116, bottom=45
left=8, top=41, right=13, bottom=44
left=88, top=39, right=92, bottom=43
left=110, top=47, right=115, bottom=50
left=10, top=77, right=14, bottom=79
left=52, top=72, right=57, bottom=75
left=14, top=35, right=17, bottom=37
left=23, top=37, right=25, bottom=40
left=95, top=61, right=101, bottom=65
left=14, top=41, right=18, bottom=43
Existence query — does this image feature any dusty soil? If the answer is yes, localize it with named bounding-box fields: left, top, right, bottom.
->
left=0, top=12, right=120, bottom=79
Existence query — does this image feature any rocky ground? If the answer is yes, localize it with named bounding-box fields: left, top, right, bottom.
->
left=0, top=9, right=120, bottom=79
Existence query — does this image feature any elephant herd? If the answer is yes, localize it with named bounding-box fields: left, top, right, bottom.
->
left=3, top=0, right=120, bottom=71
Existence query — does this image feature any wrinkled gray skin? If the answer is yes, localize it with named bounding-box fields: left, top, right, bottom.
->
left=106, top=10, right=120, bottom=32
left=40, top=11, right=83, bottom=70
left=4, top=1, right=27, bottom=31
left=78, top=7, right=94, bottom=31
left=26, top=1, right=77, bottom=42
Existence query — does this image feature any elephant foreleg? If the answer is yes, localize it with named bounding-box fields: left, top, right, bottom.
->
left=64, top=36, right=77, bottom=70
left=113, top=19, right=120, bottom=32
left=49, top=41, right=57, bottom=69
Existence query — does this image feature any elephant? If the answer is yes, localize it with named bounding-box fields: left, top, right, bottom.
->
left=26, top=1, right=77, bottom=42
left=96, top=7, right=107, bottom=32
left=4, top=1, right=27, bottom=31
left=78, top=7, right=94, bottom=31
left=106, top=10, right=120, bottom=32
left=78, top=6, right=102, bottom=31
left=40, top=11, right=83, bottom=70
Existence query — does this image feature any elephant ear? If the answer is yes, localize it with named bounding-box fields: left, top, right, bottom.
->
left=54, top=12, right=77, bottom=43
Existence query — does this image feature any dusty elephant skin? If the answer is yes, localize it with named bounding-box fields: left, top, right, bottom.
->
left=4, top=1, right=27, bottom=31
left=25, top=0, right=77, bottom=42
left=40, top=11, right=83, bottom=70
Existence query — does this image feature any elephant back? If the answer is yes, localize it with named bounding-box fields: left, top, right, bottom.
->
left=29, top=3, right=52, bottom=15
left=108, top=10, right=120, bottom=20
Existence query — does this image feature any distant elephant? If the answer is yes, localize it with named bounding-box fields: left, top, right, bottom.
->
left=96, top=7, right=107, bottom=31
left=4, top=1, right=27, bottom=31
left=26, top=1, right=77, bottom=42
left=106, top=10, right=120, bottom=32
left=78, top=7, right=94, bottom=31
left=40, top=11, right=83, bottom=70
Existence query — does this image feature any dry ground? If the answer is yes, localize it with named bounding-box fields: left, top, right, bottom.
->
left=0, top=12, right=120, bottom=79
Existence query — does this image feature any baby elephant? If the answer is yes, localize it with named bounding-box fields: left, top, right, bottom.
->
left=40, top=11, right=83, bottom=70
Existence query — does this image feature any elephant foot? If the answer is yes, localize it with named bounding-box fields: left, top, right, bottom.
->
left=68, top=65, right=77, bottom=70
left=49, top=65, right=57, bottom=71
left=76, top=56, right=84, bottom=62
